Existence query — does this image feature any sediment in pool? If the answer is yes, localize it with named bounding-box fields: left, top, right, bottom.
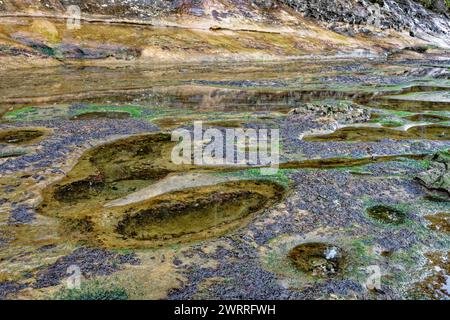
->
left=70, top=111, right=131, bottom=120
left=366, top=205, right=406, bottom=225
left=363, top=99, right=450, bottom=112
left=303, top=125, right=449, bottom=142
left=424, top=212, right=450, bottom=233
left=39, top=132, right=190, bottom=214
left=288, top=242, right=346, bottom=277
left=42, top=179, right=285, bottom=248
left=0, top=128, right=47, bottom=145
left=115, top=180, right=285, bottom=244
left=404, top=114, right=450, bottom=123
left=279, top=154, right=425, bottom=169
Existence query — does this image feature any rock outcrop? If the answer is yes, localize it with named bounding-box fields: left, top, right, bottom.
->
left=0, top=0, right=449, bottom=65
left=288, top=102, right=371, bottom=124
left=1, top=0, right=449, bottom=41
left=415, top=151, right=450, bottom=196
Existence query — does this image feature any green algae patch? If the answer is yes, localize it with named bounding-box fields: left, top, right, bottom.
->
left=54, top=280, right=128, bottom=300
left=303, top=125, right=450, bottom=142
left=72, top=105, right=143, bottom=119
left=2, top=107, right=38, bottom=121
left=260, top=235, right=374, bottom=292
left=288, top=243, right=346, bottom=278
left=424, top=212, right=450, bottom=233
left=366, top=205, right=407, bottom=225
left=0, top=128, right=48, bottom=145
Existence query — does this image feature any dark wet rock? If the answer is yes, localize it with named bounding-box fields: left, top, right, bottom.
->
left=173, top=258, right=183, bottom=266
left=415, top=151, right=450, bottom=196
left=403, top=67, right=450, bottom=79
left=33, top=247, right=140, bottom=288
left=37, top=244, right=58, bottom=252
left=282, top=0, right=450, bottom=36
left=8, top=205, right=35, bottom=224
left=318, top=74, right=411, bottom=86
left=299, top=279, right=367, bottom=299
left=0, top=281, right=26, bottom=300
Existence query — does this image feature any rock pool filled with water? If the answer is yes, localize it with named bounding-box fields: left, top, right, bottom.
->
left=0, top=3, right=449, bottom=300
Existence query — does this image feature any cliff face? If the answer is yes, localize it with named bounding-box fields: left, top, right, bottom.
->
left=0, top=0, right=449, bottom=68
left=282, top=0, right=449, bottom=32
left=281, top=0, right=450, bottom=46
left=1, top=0, right=448, bottom=30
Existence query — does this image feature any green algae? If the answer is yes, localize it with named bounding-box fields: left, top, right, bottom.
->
left=2, top=107, right=37, bottom=121
left=215, top=168, right=292, bottom=189
left=54, top=280, right=128, bottom=300
left=366, top=205, right=407, bottom=225
left=72, top=105, right=143, bottom=118
left=366, top=99, right=450, bottom=112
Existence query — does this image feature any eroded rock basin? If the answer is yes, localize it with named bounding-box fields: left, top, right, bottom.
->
left=425, top=212, right=450, bottom=233
left=38, top=132, right=285, bottom=247
left=303, top=125, right=450, bottom=142
left=288, top=243, right=346, bottom=277
left=40, top=133, right=187, bottom=214
left=0, top=128, right=47, bottom=145
left=70, top=111, right=131, bottom=120
left=366, top=205, right=407, bottom=225
left=44, top=179, right=285, bottom=248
